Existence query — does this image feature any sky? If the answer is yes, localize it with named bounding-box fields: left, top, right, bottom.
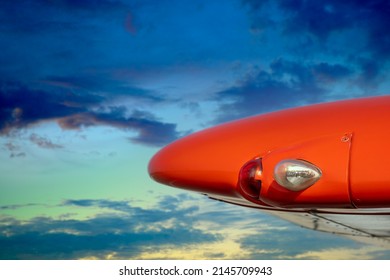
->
left=0, top=0, right=390, bottom=260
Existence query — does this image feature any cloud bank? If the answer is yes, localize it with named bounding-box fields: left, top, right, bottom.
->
left=1, top=195, right=389, bottom=260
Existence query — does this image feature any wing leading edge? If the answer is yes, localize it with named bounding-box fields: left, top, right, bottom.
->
left=149, top=96, right=390, bottom=247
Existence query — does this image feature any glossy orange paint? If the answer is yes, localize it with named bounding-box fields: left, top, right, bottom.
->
left=148, top=96, right=390, bottom=211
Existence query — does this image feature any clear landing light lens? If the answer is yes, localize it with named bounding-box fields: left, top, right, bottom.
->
left=274, top=159, right=322, bottom=191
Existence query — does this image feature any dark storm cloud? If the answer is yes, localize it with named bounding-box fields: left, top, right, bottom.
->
left=208, top=0, right=390, bottom=125
left=214, top=59, right=356, bottom=123
left=0, top=0, right=180, bottom=148
left=0, top=82, right=179, bottom=146
left=244, top=0, right=390, bottom=46
left=0, top=82, right=83, bottom=132
left=278, top=0, right=353, bottom=39
left=57, top=109, right=179, bottom=147
left=243, top=0, right=390, bottom=82
left=127, top=118, right=180, bottom=146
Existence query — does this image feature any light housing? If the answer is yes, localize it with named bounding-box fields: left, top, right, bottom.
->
left=239, top=158, right=263, bottom=198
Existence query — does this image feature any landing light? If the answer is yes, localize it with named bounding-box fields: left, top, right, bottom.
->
left=274, top=159, right=322, bottom=191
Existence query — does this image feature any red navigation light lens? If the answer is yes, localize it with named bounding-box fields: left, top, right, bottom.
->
left=239, top=158, right=262, bottom=199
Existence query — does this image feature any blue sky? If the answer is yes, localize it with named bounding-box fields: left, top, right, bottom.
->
left=1, top=0, right=390, bottom=259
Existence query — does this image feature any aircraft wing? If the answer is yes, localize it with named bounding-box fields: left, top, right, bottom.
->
left=267, top=210, right=390, bottom=248
left=205, top=193, right=390, bottom=247
left=148, top=96, right=390, bottom=246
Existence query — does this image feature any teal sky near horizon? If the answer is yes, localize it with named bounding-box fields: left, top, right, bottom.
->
left=1, top=0, right=390, bottom=259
